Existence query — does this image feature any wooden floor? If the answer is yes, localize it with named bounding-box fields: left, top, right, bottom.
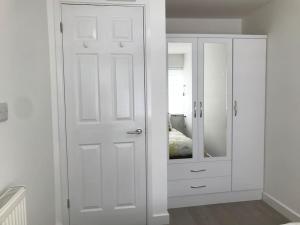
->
left=169, top=201, right=289, bottom=225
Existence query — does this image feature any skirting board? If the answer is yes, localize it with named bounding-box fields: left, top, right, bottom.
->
left=56, top=213, right=170, bottom=225
left=149, top=212, right=170, bottom=225
left=263, top=192, right=300, bottom=222
left=168, top=190, right=263, bottom=209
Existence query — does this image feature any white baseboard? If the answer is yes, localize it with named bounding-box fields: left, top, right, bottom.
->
left=263, top=192, right=300, bottom=222
left=168, top=190, right=263, bottom=209
left=148, top=212, right=170, bottom=225
left=57, top=213, right=170, bottom=225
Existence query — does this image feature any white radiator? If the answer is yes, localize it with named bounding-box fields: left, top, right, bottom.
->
left=0, top=187, right=27, bottom=225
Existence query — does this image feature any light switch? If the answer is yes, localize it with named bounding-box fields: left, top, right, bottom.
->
left=0, top=103, right=8, bottom=122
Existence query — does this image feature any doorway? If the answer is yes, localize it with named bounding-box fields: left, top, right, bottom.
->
left=61, top=4, right=147, bottom=225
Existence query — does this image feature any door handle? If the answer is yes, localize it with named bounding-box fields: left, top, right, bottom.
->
left=127, top=129, right=143, bottom=135
left=234, top=100, right=238, bottom=117
left=199, top=101, right=203, bottom=118
left=194, top=101, right=197, bottom=118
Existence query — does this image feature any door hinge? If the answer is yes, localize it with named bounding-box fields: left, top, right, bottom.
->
left=60, top=22, right=63, bottom=33
left=67, top=199, right=70, bottom=209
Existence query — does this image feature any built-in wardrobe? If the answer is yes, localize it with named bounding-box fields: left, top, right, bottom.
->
left=167, top=34, right=266, bottom=208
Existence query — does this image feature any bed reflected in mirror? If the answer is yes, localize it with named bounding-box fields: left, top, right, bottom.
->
left=168, top=42, right=193, bottom=160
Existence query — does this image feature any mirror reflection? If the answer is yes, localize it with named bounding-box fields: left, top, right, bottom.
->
left=204, top=43, right=228, bottom=158
left=168, top=43, right=193, bottom=160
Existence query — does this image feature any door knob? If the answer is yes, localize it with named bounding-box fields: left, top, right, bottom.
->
left=127, top=129, right=143, bottom=135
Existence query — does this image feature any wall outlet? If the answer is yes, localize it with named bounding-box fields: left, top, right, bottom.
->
left=0, top=103, right=8, bottom=122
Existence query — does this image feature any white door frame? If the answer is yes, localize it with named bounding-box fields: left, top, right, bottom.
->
left=46, top=1, right=169, bottom=225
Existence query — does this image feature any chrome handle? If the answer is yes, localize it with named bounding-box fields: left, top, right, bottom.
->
left=127, top=129, right=143, bottom=135
left=199, top=101, right=203, bottom=118
left=191, top=169, right=207, bottom=173
left=194, top=101, right=197, bottom=118
left=191, top=185, right=207, bottom=189
left=234, top=100, right=238, bottom=117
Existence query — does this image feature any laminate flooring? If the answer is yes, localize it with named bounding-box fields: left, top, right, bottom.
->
left=169, top=201, right=290, bottom=225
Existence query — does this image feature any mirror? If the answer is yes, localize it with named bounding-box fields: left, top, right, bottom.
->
left=168, top=42, right=193, bottom=160
left=204, top=43, right=228, bottom=158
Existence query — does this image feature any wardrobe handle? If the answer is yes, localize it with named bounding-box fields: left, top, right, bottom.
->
left=194, top=101, right=197, bottom=118
left=191, top=185, right=207, bottom=189
left=190, top=169, right=206, bottom=173
left=234, top=100, right=238, bottom=117
left=199, top=102, right=203, bottom=118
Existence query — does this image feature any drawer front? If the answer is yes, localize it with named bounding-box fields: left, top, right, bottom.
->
left=168, top=177, right=231, bottom=197
left=168, top=161, right=231, bottom=181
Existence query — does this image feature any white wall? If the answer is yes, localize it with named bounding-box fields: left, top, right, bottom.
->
left=243, top=0, right=300, bottom=220
left=182, top=51, right=193, bottom=138
left=167, top=18, right=242, bottom=34
left=0, top=0, right=55, bottom=225
left=140, top=1, right=170, bottom=224
left=168, top=69, right=186, bottom=115
left=168, top=45, right=193, bottom=138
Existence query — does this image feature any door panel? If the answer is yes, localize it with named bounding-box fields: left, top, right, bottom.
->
left=112, top=55, right=134, bottom=120
left=232, top=39, right=266, bottom=191
left=80, top=144, right=103, bottom=211
left=62, top=5, right=146, bottom=225
left=77, top=54, right=101, bottom=122
left=114, top=142, right=136, bottom=208
left=112, top=19, right=133, bottom=41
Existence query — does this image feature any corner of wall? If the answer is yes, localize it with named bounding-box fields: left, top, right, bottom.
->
left=146, top=0, right=169, bottom=225
left=263, top=192, right=300, bottom=222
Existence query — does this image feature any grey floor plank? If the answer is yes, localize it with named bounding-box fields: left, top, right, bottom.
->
left=169, top=201, right=289, bottom=225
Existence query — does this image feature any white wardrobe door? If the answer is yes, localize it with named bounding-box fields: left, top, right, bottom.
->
left=232, top=39, right=266, bottom=191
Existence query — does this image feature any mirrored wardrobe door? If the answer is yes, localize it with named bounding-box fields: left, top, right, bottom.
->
left=167, top=38, right=198, bottom=161
left=198, top=38, right=233, bottom=160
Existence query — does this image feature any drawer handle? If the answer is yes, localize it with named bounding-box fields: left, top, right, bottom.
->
left=191, top=185, right=207, bottom=189
left=190, top=169, right=207, bottom=173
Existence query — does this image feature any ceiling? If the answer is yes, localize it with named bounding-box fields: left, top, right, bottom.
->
left=166, top=0, right=272, bottom=18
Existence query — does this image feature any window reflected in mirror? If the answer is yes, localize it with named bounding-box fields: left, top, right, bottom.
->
left=168, top=43, right=193, bottom=160
left=204, top=43, right=228, bottom=158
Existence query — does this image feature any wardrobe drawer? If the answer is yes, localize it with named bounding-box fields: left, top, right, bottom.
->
left=168, top=161, right=231, bottom=181
left=168, top=177, right=231, bottom=197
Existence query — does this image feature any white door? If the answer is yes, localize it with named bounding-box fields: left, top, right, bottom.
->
left=62, top=5, right=146, bottom=225
left=232, top=38, right=266, bottom=191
